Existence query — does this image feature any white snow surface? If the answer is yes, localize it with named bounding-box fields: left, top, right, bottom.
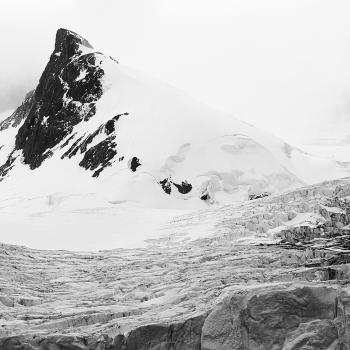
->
left=295, top=144, right=350, bottom=163
left=0, top=109, right=14, bottom=122
left=0, top=46, right=350, bottom=250
left=0, top=206, right=188, bottom=251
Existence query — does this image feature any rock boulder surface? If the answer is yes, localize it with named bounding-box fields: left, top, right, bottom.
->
left=3, top=28, right=350, bottom=349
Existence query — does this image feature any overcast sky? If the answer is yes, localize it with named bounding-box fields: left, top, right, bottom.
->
left=1, top=0, right=350, bottom=141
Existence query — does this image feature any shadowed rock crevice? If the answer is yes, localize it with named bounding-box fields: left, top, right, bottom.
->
left=79, top=136, right=117, bottom=177
left=61, top=134, right=86, bottom=159
left=60, top=115, right=122, bottom=177
left=172, top=181, right=192, bottom=194
left=160, top=178, right=172, bottom=194
left=159, top=178, right=192, bottom=195
left=113, top=112, right=129, bottom=122
left=0, top=151, right=18, bottom=181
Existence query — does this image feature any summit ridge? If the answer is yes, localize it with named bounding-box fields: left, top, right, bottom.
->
left=0, top=29, right=348, bottom=209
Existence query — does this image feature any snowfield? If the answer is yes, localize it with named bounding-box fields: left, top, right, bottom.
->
left=0, top=30, right=350, bottom=250
left=0, top=205, right=188, bottom=251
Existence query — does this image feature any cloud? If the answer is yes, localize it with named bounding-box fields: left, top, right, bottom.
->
left=1, top=0, right=350, bottom=140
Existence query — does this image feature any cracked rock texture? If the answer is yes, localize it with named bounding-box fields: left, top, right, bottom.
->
left=2, top=29, right=350, bottom=209
left=202, top=284, right=345, bottom=350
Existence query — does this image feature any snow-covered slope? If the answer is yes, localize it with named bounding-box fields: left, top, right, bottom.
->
left=289, top=92, right=350, bottom=147
left=0, top=109, right=15, bottom=122
left=0, top=29, right=349, bottom=211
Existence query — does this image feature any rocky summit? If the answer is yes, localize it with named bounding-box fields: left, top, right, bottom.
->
left=13, top=29, right=103, bottom=170
left=0, top=29, right=349, bottom=209
left=2, top=29, right=350, bottom=349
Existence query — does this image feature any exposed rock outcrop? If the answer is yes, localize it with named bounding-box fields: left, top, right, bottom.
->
left=158, top=178, right=192, bottom=195
left=130, top=157, right=141, bottom=172
left=1, top=281, right=349, bottom=349
left=5, top=29, right=104, bottom=171
left=0, top=90, right=35, bottom=131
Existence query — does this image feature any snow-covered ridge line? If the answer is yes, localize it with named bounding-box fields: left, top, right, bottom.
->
left=0, top=28, right=349, bottom=211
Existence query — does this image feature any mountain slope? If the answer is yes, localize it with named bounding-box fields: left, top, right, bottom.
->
left=0, top=29, right=348, bottom=210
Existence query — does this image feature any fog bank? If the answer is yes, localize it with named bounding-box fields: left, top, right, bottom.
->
left=1, top=0, right=350, bottom=141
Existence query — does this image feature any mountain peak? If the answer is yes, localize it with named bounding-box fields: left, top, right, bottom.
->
left=54, top=28, right=93, bottom=61
left=8, top=28, right=103, bottom=170
left=0, top=29, right=349, bottom=210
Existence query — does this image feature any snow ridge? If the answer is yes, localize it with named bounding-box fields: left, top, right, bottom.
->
left=0, top=29, right=349, bottom=210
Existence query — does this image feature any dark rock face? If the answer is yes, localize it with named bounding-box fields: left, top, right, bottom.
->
left=113, top=112, right=129, bottom=122
left=173, top=181, right=192, bottom=194
left=12, top=28, right=104, bottom=170
left=79, top=136, right=117, bottom=177
left=0, top=151, right=18, bottom=180
left=249, top=192, right=270, bottom=200
left=160, top=178, right=172, bottom=194
left=130, top=157, right=141, bottom=172
left=61, top=134, right=86, bottom=159
left=105, top=119, right=115, bottom=135
left=60, top=116, right=122, bottom=177
left=159, top=178, right=192, bottom=195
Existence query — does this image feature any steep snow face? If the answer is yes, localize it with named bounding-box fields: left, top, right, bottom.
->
left=0, top=109, right=15, bottom=122
left=0, top=29, right=349, bottom=210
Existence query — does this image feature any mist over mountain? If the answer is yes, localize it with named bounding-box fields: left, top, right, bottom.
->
left=2, top=1, right=350, bottom=144
left=292, top=92, right=350, bottom=145
left=0, top=28, right=348, bottom=212
left=0, top=79, right=37, bottom=113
